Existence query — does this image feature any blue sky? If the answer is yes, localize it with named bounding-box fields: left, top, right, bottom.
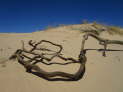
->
left=0, top=0, right=123, bottom=33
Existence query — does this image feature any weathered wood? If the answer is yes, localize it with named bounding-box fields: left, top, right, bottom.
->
left=83, top=33, right=123, bottom=56
left=9, top=33, right=123, bottom=81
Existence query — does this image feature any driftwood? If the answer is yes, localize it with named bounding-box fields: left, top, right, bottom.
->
left=9, top=33, right=123, bottom=81
left=84, top=33, right=123, bottom=56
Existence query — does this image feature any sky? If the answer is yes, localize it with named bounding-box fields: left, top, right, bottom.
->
left=0, top=0, right=123, bottom=33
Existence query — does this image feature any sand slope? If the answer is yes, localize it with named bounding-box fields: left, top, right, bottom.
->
left=0, top=25, right=123, bottom=92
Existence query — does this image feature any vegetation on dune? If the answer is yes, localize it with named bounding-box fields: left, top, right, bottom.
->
left=35, top=20, right=123, bottom=36
left=107, top=26, right=123, bottom=35
left=80, top=21, right=123, bottom=36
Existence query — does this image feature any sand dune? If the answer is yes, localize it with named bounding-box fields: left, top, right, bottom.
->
left=0, top=24, right=123, bottom=92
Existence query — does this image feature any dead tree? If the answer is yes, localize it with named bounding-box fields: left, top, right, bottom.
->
left=9, top=33, right=123, bottom=81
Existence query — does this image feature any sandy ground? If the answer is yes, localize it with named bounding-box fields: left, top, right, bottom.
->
left=0, top=27, right=123, bottom=92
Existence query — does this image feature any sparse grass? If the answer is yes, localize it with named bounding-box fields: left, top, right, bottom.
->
left=107, top=26, right=123, bottom=35
left=44, top=24, right=65, bottom=31
left=89, top=21, right=123, bottom=36
left=75, top=21, right=107, bottom=35
left=45, top=25, right=56, bottom=30
left=91, top=22, right=106, bottom=35
left=33, top=20, right=123, bottom=36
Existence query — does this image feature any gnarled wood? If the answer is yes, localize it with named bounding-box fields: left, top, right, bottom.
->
left=83, top=33, right=123, bottom=56
left=9, top=33, right=123, bottom=81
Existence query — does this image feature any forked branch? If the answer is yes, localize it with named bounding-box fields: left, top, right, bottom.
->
left=82, top=33, right=123, bottom=56
left=9, top=33, right=123, bottom=81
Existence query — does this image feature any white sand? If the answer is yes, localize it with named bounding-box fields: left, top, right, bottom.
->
left=0, top=25, right=123, bottom=92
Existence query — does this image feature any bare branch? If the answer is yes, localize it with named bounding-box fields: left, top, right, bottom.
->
left=8, top=32, right=123, bottom=81
left=83, top=33, right=123, bottom=56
